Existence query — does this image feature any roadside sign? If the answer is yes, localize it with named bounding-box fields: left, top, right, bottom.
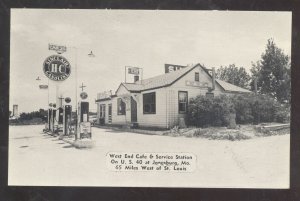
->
left=128, top=67, right=140, bottom=75
left=165, top=64, right=186, bottom=73
left=48, top=44, right=67, bottom=54
left=186, top=80, right=209, bottom=88
left=43, top=55, right=71, bottom=81
left=65, top=97, right=71, bottom=103
left=39, top=85, right=48, bottom=89
left=80, top=92, right=88, bottom=100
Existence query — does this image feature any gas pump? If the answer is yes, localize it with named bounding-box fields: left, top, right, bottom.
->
left=63, top=104, right=72, bottom=136
left=71, top=89, right=95, bottom=148
left=58, top=107, right=63, bottom=124
left=77, top=91, right=91, bottom=139
left=51, top=104, right=57, bottom=133
left=56, top=107, right=63, bottom=134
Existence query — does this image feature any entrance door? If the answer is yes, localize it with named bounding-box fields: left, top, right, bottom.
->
left=131, top=97, right=137, bottom=122
left=108, top=104, right=112, bottom=123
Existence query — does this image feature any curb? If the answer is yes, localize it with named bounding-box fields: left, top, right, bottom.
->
left=62, top=137, right=95, bottom=149
left=93, top=124, right=167, bottom=136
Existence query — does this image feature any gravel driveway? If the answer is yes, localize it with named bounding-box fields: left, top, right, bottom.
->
left=8, top=125, right=289, bottom=188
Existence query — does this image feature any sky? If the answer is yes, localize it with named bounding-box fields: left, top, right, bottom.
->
left=10, top=9, right=292, bottom=113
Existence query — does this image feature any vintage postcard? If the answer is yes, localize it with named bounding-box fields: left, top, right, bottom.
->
left=8, top=9, right=291, bottom=188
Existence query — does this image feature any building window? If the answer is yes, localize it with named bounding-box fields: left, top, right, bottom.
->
left=195, top=72, right=199, bottom=81
left=117, top=98, right=126, bottom=115
left=143, top=92, right=156, bottom=114
left=178, top=91, right=188, bottom=113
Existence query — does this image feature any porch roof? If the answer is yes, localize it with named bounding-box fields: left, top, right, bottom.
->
left=215, top=79, right=252, bottom=93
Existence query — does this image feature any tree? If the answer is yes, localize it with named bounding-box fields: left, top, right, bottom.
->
left=18, top=109, right=47, bottom=121
left=250, top=39, right=290, bottom=103
left=216, top=64, right=251, bottom=88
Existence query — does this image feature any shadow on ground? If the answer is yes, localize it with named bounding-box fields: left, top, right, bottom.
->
left=62, top=145, right=73, bottom=148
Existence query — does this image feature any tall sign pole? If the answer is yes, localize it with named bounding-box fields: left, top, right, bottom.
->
left=125, top=66, right=127, bottom=83
left=44, top=44, right=71, bottom=134
left=74, top=47, right=78, bottom=138
left=55, top=83, right=59, bottom=109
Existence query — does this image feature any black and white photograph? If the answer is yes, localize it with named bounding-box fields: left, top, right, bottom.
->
left=8, top=9, right=291, bottom=188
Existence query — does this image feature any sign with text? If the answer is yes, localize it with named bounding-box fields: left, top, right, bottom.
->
left=39, top=85, right=48, bottom=89
left=107, top=152, right=196, bottom=172
left=165, top=64, right=186, bottom=73
left=48, top=44, right=67, bottom=54
left=43, top=55, right=71, bottom=81
left=79, top=122, right=91, bottom=139
left=128, top=67, right=140, bottom=75
left=186, top=80, right=209, bottom=88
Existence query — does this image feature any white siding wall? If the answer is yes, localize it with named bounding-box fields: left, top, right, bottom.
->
left=110, top=97, right=128, bottom=125
left=115, top=85, right=131, bottom=125
left=96, top=66, right=229, bottom=129
left=166, top=89, right=177, bottom=128
left=137, top=88, right=167, bottom=129
left=96, top=101, right=100, bottom=124
left=96, top=99, right=111, bottom=124
left=165, top=66, right=225, bottom=128
left=172, top=66, right=224, bottom=95
left=116, top=84, right=130, bottom=96
left=96, top=98, right=128, bottom=125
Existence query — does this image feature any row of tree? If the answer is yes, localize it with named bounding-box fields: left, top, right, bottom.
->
left=18, top=109, right=48, bottom=121
left=215, top=39, right=291, bottom=104
left=14, top=109, right=96, bottom=121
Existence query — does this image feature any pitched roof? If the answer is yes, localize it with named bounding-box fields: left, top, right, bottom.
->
left=121, top=83, right=144, bottom=92
left=121, top=64, right=200, bottom=92
left=215, top=79, right=252, bottom=93
left=118, top=63, right=252, bottom=93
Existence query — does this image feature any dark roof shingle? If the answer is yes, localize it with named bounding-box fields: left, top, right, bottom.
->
left=122, top=64, right=198, bottom=91
left=120, top=63, right=251, bottom=93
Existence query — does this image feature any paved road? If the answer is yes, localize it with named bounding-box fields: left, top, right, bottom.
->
left=8, top=125, right=289, bottom=188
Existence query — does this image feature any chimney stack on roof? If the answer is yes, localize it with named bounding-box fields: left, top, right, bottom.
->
left=212, top=67, right=216, bottom=91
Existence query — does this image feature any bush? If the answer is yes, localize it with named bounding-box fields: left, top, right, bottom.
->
left=250, top=95, right=276, bottom=124
left=188, top=94, right=290, bottom=127
left=274, top=104, right=290, bottom=123
left=231, top=94, right=290, bottom=124
left=231, top=94, right=253, bottom=124
left=187, top=95, right=235, bottom=127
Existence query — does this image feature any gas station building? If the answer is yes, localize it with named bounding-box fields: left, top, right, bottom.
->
left=95, top=63, right=252, bottom=129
